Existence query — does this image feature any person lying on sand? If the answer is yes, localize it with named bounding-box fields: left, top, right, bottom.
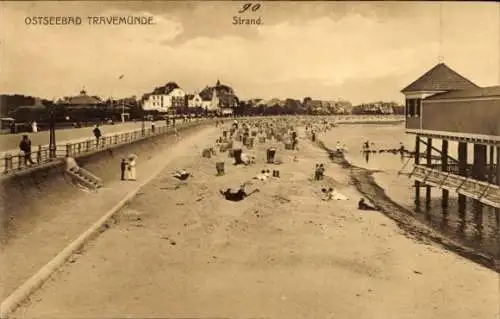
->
left=241, top=152, right=256, bottom=165
left=358, top=198, right=377, bottom=211
left=321, top=188, right=348, bottom=201
left=220, top=185, right=259, bottom=202
left=173, top=169, right=192, bottom=181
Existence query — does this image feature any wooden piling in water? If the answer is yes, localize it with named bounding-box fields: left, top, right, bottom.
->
left=496, top=146, right=500, bottom=226
left=425, top=138, right=432, bottom=211
left=472, top=143, right=487, bottom=232
left=458, top=142, right=467, bottom=219
left=414, top=136, right=421, bottom=212
left=441, top=140, right=449, bottom=212
left=488, top=145, right=495, bottom=183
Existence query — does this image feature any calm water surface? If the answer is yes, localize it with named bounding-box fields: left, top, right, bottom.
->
left=322, top=123, right=499, bottom=257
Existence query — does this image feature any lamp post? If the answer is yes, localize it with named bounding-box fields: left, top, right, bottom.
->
left=121, top=99, right=125, bottom=123
left=141, top=102, right=145, bottom=136
left=48, top=100, right=57, bottom=159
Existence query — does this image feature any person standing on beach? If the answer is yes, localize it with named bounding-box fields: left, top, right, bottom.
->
left=19, top=135, right=35, bottom=165
left=151, top=120, right=156, bottom=133
left=93, top=124, right=102, bottom=147
left=291, top=131, right=298, bottom=150
left=120, top=158, right=127, bottom=181
left=127, top=154, right=137, bottom=181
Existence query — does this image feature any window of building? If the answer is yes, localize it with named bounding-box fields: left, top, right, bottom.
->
left=407, top=99, right=415, bottom=117
left=415, top=98, right=422, bottom=117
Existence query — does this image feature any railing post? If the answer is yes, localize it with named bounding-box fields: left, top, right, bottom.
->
left=4, top=154, right=12, bottom=173
left=86, top=140, right=91, bottom=152
left=37, top=145, right=42, bottom=164
left=114, top=134, right=118, bottom=145
left=66, top=143, right=71, bottom=157
left=18, top=153, right=23, bottom=170
left=78, top=142, right=82, bottom=154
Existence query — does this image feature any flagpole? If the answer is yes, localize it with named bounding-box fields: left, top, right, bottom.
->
left=119, top=74, right=125, bottom=123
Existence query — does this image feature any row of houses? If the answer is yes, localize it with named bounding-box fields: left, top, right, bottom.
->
left=141, top=80, right=239, bottom=115
left=243, top=98, right=353, bottom=114
left=351, top=101, right=401, bottom=114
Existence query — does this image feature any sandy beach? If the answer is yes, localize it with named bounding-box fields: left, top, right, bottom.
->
left=10, top=118, right=499, bottom=319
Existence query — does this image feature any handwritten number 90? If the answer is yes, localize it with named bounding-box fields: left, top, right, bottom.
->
left=239, top=3, right=261, bottom=13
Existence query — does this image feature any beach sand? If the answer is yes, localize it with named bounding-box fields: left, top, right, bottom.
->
left=11, top=120, right=499, bottom=319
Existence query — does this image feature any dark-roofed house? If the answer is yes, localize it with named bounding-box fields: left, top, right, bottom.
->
left=401, top=62, right=500, bottom=217
left=142, top=82, right=186, bottom=113
left=60, top=89, right=105, bottom=108
left=199, top=80, right=239, bottom=115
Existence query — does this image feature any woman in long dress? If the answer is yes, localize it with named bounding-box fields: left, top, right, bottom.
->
left=127, top=154, right=137, bottom=181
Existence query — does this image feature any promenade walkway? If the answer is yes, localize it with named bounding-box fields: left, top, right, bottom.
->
left=0, top=121, right=150, bottom=154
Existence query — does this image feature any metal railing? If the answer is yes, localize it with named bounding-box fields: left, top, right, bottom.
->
left=425, top=163, right=497, bottom=182
left=1, top=118, right=209, bottom=176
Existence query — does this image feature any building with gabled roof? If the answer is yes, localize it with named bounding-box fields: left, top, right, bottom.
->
left=142, top=82, right=186, bottom=113
left=401, top=62, right=500, bottom=222
left=402, top=63, right=479, bottom=94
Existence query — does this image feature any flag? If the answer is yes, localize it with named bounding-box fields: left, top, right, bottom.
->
left=118, top=74, right=124, bottom=79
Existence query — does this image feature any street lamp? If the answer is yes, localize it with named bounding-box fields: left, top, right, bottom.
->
left=141, top=102, right=145, bottom=136
left=48, top=100, right=57, bottom=159
left=121, top=99, right=125, bottom=123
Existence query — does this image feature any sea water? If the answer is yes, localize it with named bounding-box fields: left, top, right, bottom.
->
left=322, top=122, right=499, bottom=257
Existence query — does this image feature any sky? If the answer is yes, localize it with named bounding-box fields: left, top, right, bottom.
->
left=0, top=1, right=498, bottom=104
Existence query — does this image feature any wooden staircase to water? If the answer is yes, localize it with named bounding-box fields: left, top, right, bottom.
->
left=410, top=164, right=500, bottom=208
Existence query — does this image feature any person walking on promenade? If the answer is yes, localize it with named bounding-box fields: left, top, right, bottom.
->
left=19, top=135, right=35, bottom=166
left=32, top=121, right=38, bottom=133
left=151, top=120, right=156, bottom=133
left=93, top=124, right=102, bottom=147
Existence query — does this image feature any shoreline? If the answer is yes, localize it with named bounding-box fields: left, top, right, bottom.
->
left=315, top=139, right=499, bottom=273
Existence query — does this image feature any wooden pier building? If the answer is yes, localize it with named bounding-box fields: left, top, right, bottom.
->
left=402, top=63, right=500, bottom=226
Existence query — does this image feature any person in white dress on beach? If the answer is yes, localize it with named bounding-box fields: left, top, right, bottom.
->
left=127, top=155, right=137, bottom=181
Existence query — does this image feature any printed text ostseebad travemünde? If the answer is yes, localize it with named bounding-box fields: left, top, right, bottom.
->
left=24, top=16, right=155, bottom=25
